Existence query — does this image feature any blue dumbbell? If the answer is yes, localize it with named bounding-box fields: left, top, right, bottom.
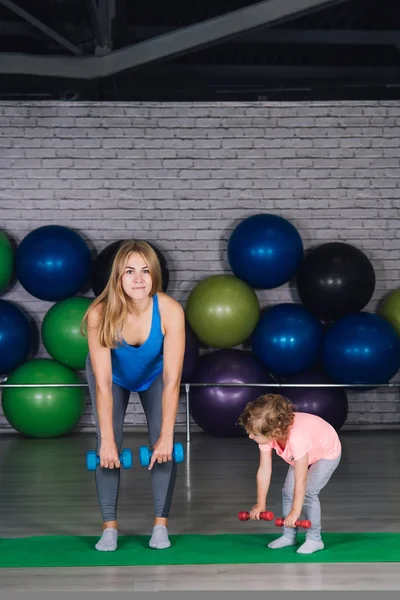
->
left=86, top=448, right=133, bottom=471
left=139, top=442, right=184, bottom=467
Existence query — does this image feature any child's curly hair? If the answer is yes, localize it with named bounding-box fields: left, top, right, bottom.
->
left=238, top=394, right=296, bottom=439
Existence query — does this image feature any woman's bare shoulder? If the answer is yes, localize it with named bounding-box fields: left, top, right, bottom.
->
left=157, top=292, right=184, bottom=318
left=87, top=301, right=104, bottom=326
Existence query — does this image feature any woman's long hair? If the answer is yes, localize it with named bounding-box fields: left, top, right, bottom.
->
left=82, top=240, right=162, bottom=348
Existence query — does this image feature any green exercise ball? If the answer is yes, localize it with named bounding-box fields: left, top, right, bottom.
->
left=2, top=358, right=86, bottom=438
left=186, top=274, right=260, bottom=348
left=0, top=231, right=13, bottom=292
left=380, top=289, right=400, bottom=337
left=41, top=297, right=92, bottom=369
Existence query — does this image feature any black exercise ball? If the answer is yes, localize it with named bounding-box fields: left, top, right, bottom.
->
left=296, top=242, right=375, bottom=322
left=91, top=240, right=169, bottom=296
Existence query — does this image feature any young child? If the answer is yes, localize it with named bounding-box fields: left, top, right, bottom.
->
left=238, top=394, right=341, bottom=554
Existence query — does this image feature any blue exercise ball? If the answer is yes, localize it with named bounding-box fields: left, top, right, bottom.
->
left=0, top=299, right=31, bottom=374
left=323, top=312, right=400, bottom=385
left=16, top=226, right=92, bottom=301
left=251, top=303, right=323, bottom=378
left=228, top=214, right=304, bottom=289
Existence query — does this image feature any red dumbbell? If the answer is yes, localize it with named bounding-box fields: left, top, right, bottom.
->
left=238, top=510, right=274, bottom=521
left=275, top=517, right=311, bottom=528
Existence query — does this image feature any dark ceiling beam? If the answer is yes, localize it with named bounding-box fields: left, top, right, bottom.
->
left=2, top=20, right=397, bottom=50
left=86, top=0, right=115, bottom=54
left=0, top=0, right=348, bottom=78
left=100, top=0, right=350, bottom=72
left=0, top=0, right=83, bottom=55
left=129, top=25, right=400, bottom=47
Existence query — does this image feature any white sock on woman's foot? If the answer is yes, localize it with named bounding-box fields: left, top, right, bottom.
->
left=95, top=527, right=118, bottom=552
left=297, top=539, right=324, bottom=554
left=267, top=535, right=297, bottom=549
left=149, top=524, right=171, bottom=549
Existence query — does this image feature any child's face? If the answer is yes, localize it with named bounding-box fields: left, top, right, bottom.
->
left=248, top=431, right=271, bottom=444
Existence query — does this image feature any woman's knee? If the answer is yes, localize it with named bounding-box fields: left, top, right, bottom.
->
left=147, top=425, right=161, bottom=448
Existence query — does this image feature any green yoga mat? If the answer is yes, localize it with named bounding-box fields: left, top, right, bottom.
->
left=0, top=533, right=399, bottom=568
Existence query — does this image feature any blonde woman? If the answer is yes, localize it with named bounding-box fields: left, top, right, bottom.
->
left=82, top=240, right=185, bottom=552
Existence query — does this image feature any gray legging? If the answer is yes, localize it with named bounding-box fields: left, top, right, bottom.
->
left=86, top=356, right=177, bottom=522
left=281, top=453, right=341, bottom=542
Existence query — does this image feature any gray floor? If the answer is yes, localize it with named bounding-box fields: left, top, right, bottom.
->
left=1, top=430, right=399, bottom=590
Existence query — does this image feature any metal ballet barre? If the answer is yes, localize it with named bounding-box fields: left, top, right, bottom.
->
left=1, top=379, right=400, bottom=442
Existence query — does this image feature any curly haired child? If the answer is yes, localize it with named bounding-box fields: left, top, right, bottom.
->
left=238, top=394, right=341, bottom=554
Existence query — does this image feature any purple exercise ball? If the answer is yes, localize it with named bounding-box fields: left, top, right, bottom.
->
left=190, top=349, right=272, bottom=437
left=182, top=323, right=200, bottom=382
left=281, top=371, right=348, bottom=431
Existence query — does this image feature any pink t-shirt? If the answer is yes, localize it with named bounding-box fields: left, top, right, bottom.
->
left=259, top=412, right=341, bottom=466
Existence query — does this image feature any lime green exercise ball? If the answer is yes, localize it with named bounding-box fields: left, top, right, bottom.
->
left=41, top=297, right=92, bottom=369
left=380, top=289, right=400, bottom=337
left=0, top=231, right=13, bottom=292
left=186, top=274, right=260, bottom=348
left=2, top=358, right=86, bottom=438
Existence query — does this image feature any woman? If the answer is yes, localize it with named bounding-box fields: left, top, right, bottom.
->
left=82, top=240, right=185, bottom=552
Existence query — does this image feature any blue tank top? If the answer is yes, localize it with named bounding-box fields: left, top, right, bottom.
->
left=111, top=294, right=164, bottom=392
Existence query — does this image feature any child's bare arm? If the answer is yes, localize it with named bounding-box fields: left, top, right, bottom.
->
left=285, top=454, right=308, bottom=526
left=250, top=450, right=273, bottom=519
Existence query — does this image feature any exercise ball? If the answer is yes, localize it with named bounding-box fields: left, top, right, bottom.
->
left=380, top=289, right=400, bottom=337
left=16, top=225, right=92, bottom=301
left=186, top=274, right=260, bottom=348
left=91, top=239, right=169, bottom=296
left=251, top=303, right=323, bottom=378
left=228, top=213, right=303, bottom=289
left=0, top=299, right=31, bottom=374
left=190, top=349, right=272, bottom=437
left=42, top=297, right=92, bottom=370
left=281, top=371, right=348, bottom=431
left=296, top=242, right=375, bottom=322
left=0, top=231, right=13, bottom=292
left=323, top=313, right=400, bottom=385
left=2, top=358, right=85, bottom=438
left=182, top=322, right=200, bottom=382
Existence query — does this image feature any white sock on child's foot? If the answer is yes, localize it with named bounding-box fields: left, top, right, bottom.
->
left=297, top=539, right=324, bottom=554
left=267, top=535, right=297, bottom=549
left=95, top=527, right=118, bottom=552
left=149, top=525, right=171, bottom=549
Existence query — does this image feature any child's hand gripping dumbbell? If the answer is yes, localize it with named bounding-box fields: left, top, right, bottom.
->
left=238, top=510, right=274, bottom=522
left=275, top=517, right=311, bottom=529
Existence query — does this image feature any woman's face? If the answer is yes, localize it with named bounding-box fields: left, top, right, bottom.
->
left=121, top=252, right=152, bottom=300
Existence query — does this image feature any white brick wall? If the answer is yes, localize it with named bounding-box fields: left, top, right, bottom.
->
left=1, top=100, right=400, bottom=433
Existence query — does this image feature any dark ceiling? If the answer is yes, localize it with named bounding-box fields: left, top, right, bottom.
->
left=0, top=0, right=400, bottom=101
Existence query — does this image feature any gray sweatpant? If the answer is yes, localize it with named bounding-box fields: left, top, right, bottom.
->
left=86, top=356, right=177, bottom=522
left=282, top=453, right=341, bottom=542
